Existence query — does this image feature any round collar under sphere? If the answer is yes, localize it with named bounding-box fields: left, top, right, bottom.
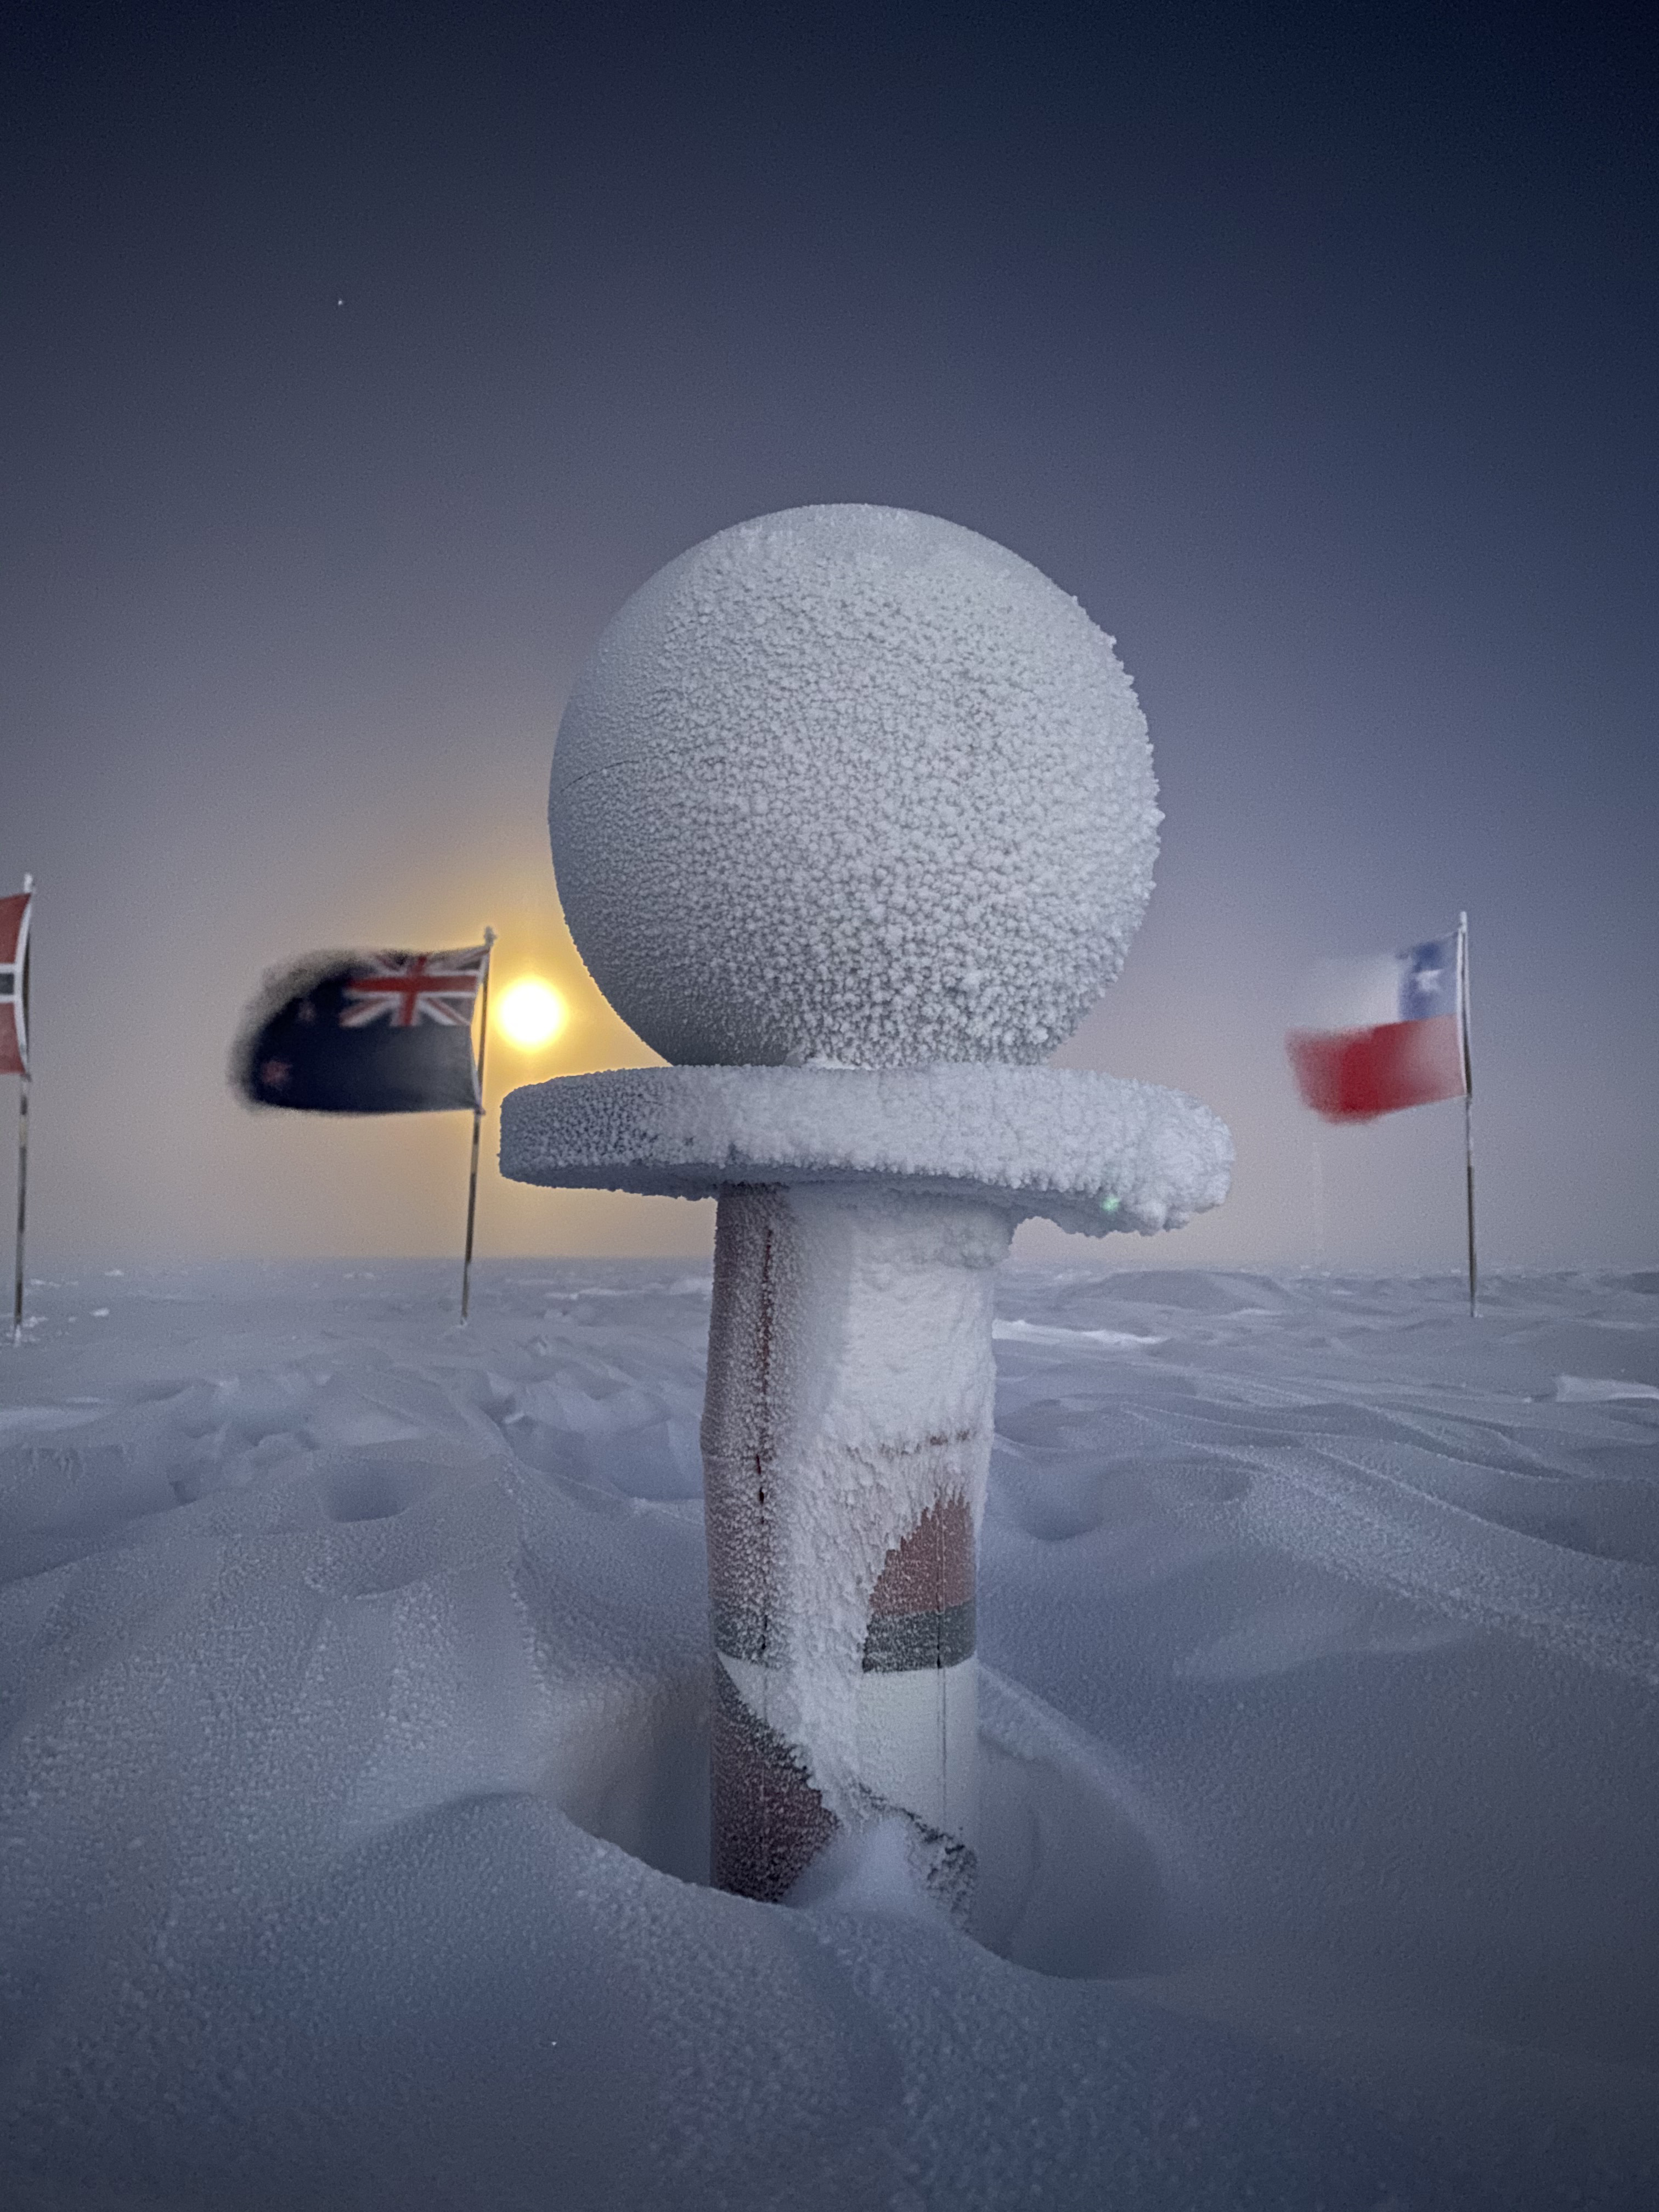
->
left=550, top=504, right=1160, bottom=1069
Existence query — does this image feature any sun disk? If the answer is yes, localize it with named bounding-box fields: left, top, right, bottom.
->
left=496, top=977, right=567, bottom=1050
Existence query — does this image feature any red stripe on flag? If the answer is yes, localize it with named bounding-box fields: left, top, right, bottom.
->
left=0, top=891, right=30, bottom=1077
left=0, top=894, right=27, bottom=967
left=1287, top=1014, right=1465, bottom=1122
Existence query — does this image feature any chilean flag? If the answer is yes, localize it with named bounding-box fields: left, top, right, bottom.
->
left=1286, top=930, right=1468, bottom=1122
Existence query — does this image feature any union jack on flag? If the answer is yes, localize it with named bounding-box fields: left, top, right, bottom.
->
left=340, top=948, right=489, bottom=1030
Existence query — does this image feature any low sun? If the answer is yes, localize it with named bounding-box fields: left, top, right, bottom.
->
left=495, top=976, right=567, bottom=1050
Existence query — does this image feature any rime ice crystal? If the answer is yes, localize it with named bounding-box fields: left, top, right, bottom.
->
left=499, top=1064, right=1233, bottom=1237
left=507, top=503, right=1229, bottom=1909
left=549, top=504, right=1159, bottom=1069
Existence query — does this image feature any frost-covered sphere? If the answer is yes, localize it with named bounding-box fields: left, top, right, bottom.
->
left=550, top=504, right=1160, bottom=1068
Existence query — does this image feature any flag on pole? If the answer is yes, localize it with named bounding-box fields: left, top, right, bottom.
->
left=0, top=888, right=32, bottom=1077
left=232, top=946, right=488, bottom=1114
left=1286, top=932, right=1466, bottom=1122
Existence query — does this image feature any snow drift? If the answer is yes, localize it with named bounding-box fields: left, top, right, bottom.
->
left=2, top=1262, right=1657, bottom=2209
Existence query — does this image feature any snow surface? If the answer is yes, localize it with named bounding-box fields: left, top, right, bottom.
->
left=3, top=1262, right=1659, bottom=2209
left=500, top=1063, right=1232, bottom=1235
left=549, top=505, right=1159, bottom=1069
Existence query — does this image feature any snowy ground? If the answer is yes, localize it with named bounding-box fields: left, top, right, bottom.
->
left=2, top=1260, right=1657, bottom=2210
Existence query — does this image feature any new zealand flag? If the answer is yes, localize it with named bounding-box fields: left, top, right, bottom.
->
left=232, top=947, right=487, bottom=1114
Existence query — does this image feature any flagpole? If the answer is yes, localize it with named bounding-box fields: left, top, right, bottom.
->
left=1459, top=910, right=1477, bottom=1318
left=1311, top=1132, right=1325, bottom=1273
left=11, top=873, right=32, bottom=1347
left=460, top=928, right=496, bottom=1324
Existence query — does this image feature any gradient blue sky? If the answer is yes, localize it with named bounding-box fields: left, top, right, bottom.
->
left=3, top=0, right=1655, bottom=1272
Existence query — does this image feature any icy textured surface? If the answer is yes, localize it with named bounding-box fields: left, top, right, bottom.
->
left=702, top=1187, right=1001, bottom=1852
left=3, top=1262, right=1658, bottom=2209
left=549, top=505, right=1159, bottom=1068
left=500, top=1063, right=1231, bottom=1235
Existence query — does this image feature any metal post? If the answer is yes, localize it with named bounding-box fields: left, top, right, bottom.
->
left=701, top=1181, right=998, bottom=1917
left=460, top=928, right=496, bottom=1324
left=9, top=873, right=32, bottom=1348
left=1311, top=1133, right=1325, bottom=1273
left=1459, top=911, right=1477, bottom=1318
left=10, top=1075, right=27, bottom=1347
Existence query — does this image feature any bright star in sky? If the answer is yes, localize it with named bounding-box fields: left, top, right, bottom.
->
left=495, top=976, right=566, bottom=1050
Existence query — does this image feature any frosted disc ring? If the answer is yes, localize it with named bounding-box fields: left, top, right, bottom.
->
left=500, top=1065, right=1232, bottom=1238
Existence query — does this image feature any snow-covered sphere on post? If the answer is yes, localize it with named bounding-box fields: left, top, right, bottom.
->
left=549, top=504, right=1159, bottom=1068
left=508, top=501, right=1231, bottom=1920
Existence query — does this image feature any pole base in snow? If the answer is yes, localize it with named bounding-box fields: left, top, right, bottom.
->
left=701, top=1181, right=1001, bottom=1910
left=498, top=1058, right=1234, bottom=1910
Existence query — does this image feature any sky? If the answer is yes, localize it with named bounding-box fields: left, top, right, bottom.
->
left=3, top=0, right=1655, bottom=1275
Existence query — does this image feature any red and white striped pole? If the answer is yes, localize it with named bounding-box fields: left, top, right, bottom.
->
left=701, top=1181, right=1003, bottom=1914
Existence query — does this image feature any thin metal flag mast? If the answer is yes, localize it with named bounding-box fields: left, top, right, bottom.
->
left=1459, top=910, right=1477, bottom=1318
left=9, top=876, right=32, bottom=1347
left=459, top=927, right=496, bottom=1325
left=11, top=1052, right=26, bottom=1347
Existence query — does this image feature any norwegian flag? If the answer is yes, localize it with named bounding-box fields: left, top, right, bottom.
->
left=232, top=943, right=488, bottom=1114
left=0, top=886, right=31, bottom=1079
